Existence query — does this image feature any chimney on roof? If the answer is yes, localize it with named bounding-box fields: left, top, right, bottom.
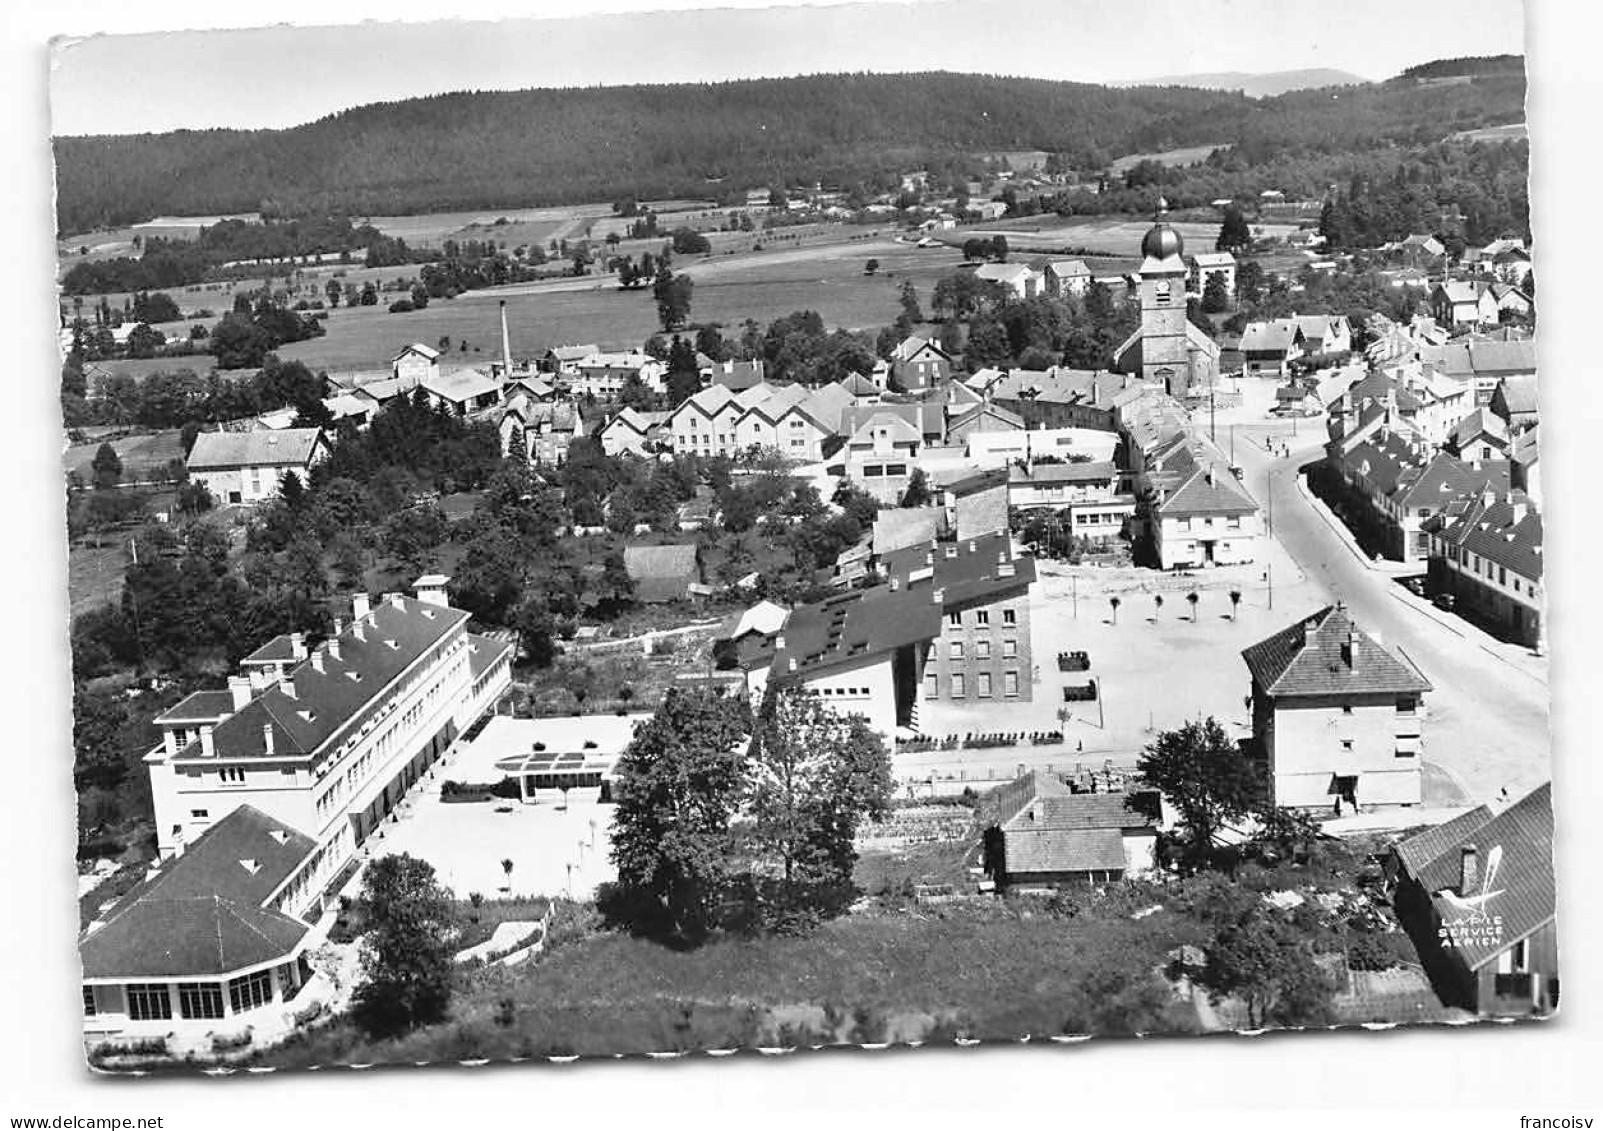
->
left=968, top=540, right=976, bottom=554
left=290, top=632, right=306, bottom=661
left=788, top=657, right=797, bottom=673
left=353, top=618, right=366, bottom=643
left=262, top=724, right=275, bottom=758
left=1459, top=844, right=1480, bottom=897
left=889, top=577, right=900, bottom=592
left=1344, top=629, right=1360, bottom=671
left=333, top=616, right=343, bottom=638
left=281, top=679, right=297, bottom=701
left=199, top=725, right=215, bottom=758
left=228, top=675, right=251, bottom=710
left=327, top=637, right=341, bottom=662
left=352, top=592, right=371, bottom=620
left=310, top=650, right=324, bottom=674
left=932, top=587, right=945, bottom=605
left=1482, top=485, right=1497, bottom=509
left=776, top=634, right=786, bottom=652
left=1511, top=497, right=1528, bottom=524
left=414, top=576, right=451, bottom=608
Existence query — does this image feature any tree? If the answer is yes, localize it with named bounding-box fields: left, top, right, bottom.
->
left=513, top=596, right=557, bottom=668
left=1136, top=718, right=1261, bottom=866
left=899, top=467, right=932, bottom=508
left=325, top=279, right=342, bottom=308
left=1199, top=904, right=1337, bottom=1029
left=91, top=443, right=123, bottom=490
left=990, top=235, right=1009, bottom=262
left=1228, top=589, right=1242, bottom=621
left=608, top=688, right=752, bottom=942
left=653, top=268, right=694, bottom=332
left=898, top=280, right=923, bottom=324
left=351, top=854, right=457, bottom=1038
left=1153, top=593, right=1164, bottom=619
left=864, top=258, right=880, bottom=276
left=665, top=335, right=701, bottom=405
left=1186, top=590, right=1200, bottom=622
left=745, top=685, right=893, bottom=929
left=1216, top=204, right=1252, bottom=254
left=1109, top=595, right=1121, bottom=624
left=1200, top=271, right=1231, bottom=314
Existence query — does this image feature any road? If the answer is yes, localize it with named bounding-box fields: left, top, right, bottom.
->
left=1233, top=424, right=1550, bottom=805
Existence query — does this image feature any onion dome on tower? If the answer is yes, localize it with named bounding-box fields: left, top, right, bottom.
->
left=1139, top=197, right=1186, bottom=274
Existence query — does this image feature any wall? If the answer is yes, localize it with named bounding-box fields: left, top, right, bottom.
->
left=799, top=654, right=899, bottom=743
left=921, top=585, right=1033, bottom=705
left=1156, top=509, right=1259, bottom=568
left=1267, top=691, right=1424, bottom=809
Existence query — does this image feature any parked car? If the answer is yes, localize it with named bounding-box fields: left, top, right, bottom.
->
left=1403, top=576, right=1427, bottom=597
left=1432, top=593, right=1457, bottom=613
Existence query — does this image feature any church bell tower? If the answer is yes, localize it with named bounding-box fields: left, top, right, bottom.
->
left=1138, top=199, right=1192, bottom=397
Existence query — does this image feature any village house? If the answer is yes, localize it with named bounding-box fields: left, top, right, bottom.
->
left=1238, top=319, right=1304, bottom=377
left=978, top=771, right=1161, bottom=889
left=391, top=342, right=441, bottom=387
left=972, top=261, right=1043, bottom=301
left=1431, top=280, right=1501, bottom=328
left=1511, top=425, right=1541, bottom=508
left=1326, top=425, right=1510, bottom=562
left=1414, top=337, right=1536, bottom=406
left=1007, top=461, right=1134, bottom=542
left=1291, top=314, right=1353, bottom=358
left=888, top=335, right=956, bottom=392
left=1490, top=373, right=1539, bottom=433
left=186, top=428, right=329, bottom=506
left=1044, top=258, right=1092, bottom=298
left=840, top=402, right=946, bottom=503
left=988, top=367, right=1138, bottom=432
left=571, top=350, right=667, bottom=400
left=702, top=358, right=766, bottom=391
left=541, top=344, right=600, bottom=379
left=729, top=382, right=853, bottom=462
left=666, top=382, right=778, bottom=459
left=1446, top=407, right=1510, bottom=462
left=1242, top=602, right=1432, bottom=812
left=599, top=406, right=669, bottom=457
left=421, top=368, right=503, bottom=415
left=1381, top=233, right=1447, bottom=266
left=499, top=396, right=585, bottom=467
left=945, top=401, right=1026, bottom=446
left=81, top=583, right=513, bottom=1045
left=1141, top=435, right=1261, bottom=569
left=1425, top=487, right=1544, bottom=650
left=1389, top=782, right=1556, bottom=1016
left=1187, top=251, right=1236, bottom=298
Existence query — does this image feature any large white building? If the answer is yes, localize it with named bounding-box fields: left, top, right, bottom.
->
left=186, top=428, right=330, bottom=507
left=81, top=580, right=512, bottom=1045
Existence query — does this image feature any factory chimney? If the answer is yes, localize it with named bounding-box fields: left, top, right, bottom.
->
left=500, top=300, right=513, bottom=379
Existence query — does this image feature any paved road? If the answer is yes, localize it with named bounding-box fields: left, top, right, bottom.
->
left=1233, top=425, right=1550, bottom=805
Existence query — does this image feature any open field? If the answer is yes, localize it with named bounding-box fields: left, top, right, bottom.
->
left=1448, top=121, right=1525, bottom=143
left=63, top=430, right=185, bottom=480
left=935, top=214, right=1298, bottom=258
left=1110, top=143, right=1226, bottom=174
left=361, top=204, right=614, bottom=247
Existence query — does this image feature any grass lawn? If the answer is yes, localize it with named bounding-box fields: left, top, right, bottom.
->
left=63, top=431, right=185, bottom=480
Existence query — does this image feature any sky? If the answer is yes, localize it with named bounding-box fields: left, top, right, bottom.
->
left=48, top=0, right=1528, bottom=137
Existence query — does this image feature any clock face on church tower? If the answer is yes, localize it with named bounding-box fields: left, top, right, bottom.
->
left=1154, top=281, right=1172, bottom=302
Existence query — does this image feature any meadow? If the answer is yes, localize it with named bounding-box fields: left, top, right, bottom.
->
left=1109, top=143, right=1226, bottom=174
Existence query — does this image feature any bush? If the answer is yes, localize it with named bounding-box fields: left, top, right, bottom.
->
left=1346, top=929, right=1411, bottom=971
left=388, top=299, right=415, bottom=314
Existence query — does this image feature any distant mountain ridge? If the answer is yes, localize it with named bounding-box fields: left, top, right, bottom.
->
left=1116, top=69, right=1370, bottom=98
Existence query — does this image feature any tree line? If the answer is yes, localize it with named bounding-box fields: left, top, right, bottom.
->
left=54, top=65, right=1520, bottom=234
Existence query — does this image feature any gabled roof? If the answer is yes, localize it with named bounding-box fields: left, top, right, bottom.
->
left=878, top=531, right=1036, bottom=610
left=1403, top=783, right=1555, bottom=972
left=1242, top=604, right=1432, bottom=698
left=174, top=595, right=469, bottom=763
left=80, top=806, right=315, bottom=979
left=1431, top=490, right=1542, bottom=583
left=990, top=367, right=1131, bottom=408
left=1239, top=319, right=1303, bottom=354
left=604, top=407, right=669, bottom=436
left=1511, top=424, right=1540, bottom=467
left=668, top=383, right=738, bottom=424
left=769, top=586, right=943, bottom=682
left=393, top=342, right=440, bottom=362
left=949, top=402, right=1025, bottom=434
left=1009, top=460, right=1118, bottom=486
left=1394, top=806, right=1494, bottom=877
left=1450, top=407, right=1510, bottom=451
left=836, top=371, right=879, bottom=396
left=1155, top=459, right=1259, bottom=518
left=1046, top=258, right=1091, bottom=277
left=972, top=262, right=1037, bottom=287
left=546, top=344, right=600, bottom=363
left=889, top=335, right=952, bottom=364
left=1190, top=252, right=1236, bottom=268
left=187, top=428, right=324, bottom=471
left=1435, top=280, right=1485, bottom=306
left=423, top=367, right=503, bottom=404
left=980, top=771, right=1160, bottom=876
left=1493, top=374, right=1539, bottom=416
left=842, top=402, right=944, bottom=444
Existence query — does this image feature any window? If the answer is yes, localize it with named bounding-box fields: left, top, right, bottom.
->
left=1002, top=609, right=1017, bottom=626
left=885, top=464, right=908, bottom=477
left=126, top=984, right=172, bottom=1022
left=975, top=611, right=989, bottom=627
left=977, top=672, right=993, bottom=698
left=229, top=969, right=274, bottom=1014
left=82, top=986, right=97, bottom=1017
left=950, top=641, right=964, bottom=660
left=1003, top=670, right=1020, bottom=697
left=178, top=982, right=226, bottom=1020
left=976, top=640, right=991, bottom=660
left=1178, top=518, right=1191, bottom=532
left=950, top=674, right=966, bottom=698
left=948, top=612, right=962, bottom=628
left=219, top=767, right=246, bottom=785
left=863, top=465, right=884, bottom=477
left=924, top=673, right=938, bottom=700
left=1002, top=638, right=1017, bottom=658
left=1396, top=697, right=1418, bottom=716
left=1228, top=516, right=1241, bottom=529
left=1499, top=566, right=1507, bottom=585
left=190, top=809, right=209, bottom=819
left=1341, top=705, right=1353, bottom=715
left=1340, top=739, right=1354, bottom=752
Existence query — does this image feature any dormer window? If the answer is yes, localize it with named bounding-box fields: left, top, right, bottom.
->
left=239, top=859, right=260, bottom=875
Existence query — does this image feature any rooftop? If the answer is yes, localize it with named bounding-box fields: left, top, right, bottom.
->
left=187, top=428, right=324, bottom=471
left=1242, top=604, right=1433, bottom=699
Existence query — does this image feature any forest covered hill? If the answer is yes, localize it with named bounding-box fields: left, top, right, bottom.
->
left=1115, top=69, right=1368, bottom=98
left=53, top=64, right=1526, bottom=235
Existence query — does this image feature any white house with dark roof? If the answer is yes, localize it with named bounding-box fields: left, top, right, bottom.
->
left=1044, top=259, right=1092, bottom=298
left=1143, top=437, right=1261, bottom=568
left=1424, top=487, right=1544, bottom=650
left=1187, top=251, right=1236, bottom=298
left=600, top=407, right=669, bottom=457
left=1242, top=603, right=1433, bottom=811
left=888, top=335, right=955, bottom=392
left=87, top=581, right=512, bottom=1045
left=186, top=428, right=329, bottom=506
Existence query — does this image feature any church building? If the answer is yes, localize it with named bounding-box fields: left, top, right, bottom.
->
left=1113, top=204, right=1221, bottom=401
